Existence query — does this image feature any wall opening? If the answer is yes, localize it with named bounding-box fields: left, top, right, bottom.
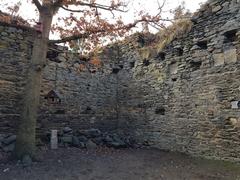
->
left=130, top=61, right=135, bottom=68
left=156, top=52, right=166, bottom=61
left=172, top=77, right=177, bottom=82
left=143, top=59, right=150, bottom=66
left=231, top=101, right=240, bottom=109
left=155, top=107, right=165, bottom=115
left=197, top=41, right=208, bottom=50
left=224, top=29, right=238, bottom=43
left=30, top=44, right=33, bottom=55
left=190, top=60, right=202, bottom=71
left=87, top=84, right=91, bottom=90
left=175, top=48, right=184, bottom=56
left=112, top=68, right=120, bottom=74
left=119, top=65, right=124, bottom=69
left=46, top=50, right=60, bottom=62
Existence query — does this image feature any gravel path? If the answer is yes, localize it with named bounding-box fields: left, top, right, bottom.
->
left=0, top=147, right=240, bottom=180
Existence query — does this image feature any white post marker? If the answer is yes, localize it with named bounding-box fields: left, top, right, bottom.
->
left=51, top=130, right=58, bottom=149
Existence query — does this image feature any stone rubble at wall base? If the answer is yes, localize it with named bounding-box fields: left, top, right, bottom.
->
left=0, top=129, right=135, bottom=153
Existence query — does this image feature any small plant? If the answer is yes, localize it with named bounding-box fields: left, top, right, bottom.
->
left=156, top=18, right=193, bottom=52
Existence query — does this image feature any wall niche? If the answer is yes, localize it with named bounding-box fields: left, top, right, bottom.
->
left=156, top=52, right=166, bottom=61
left=223, top=29, right=238, bottom=43
left=46, top=49, right=60, bottom=63
left=129, top=61, right=135, bottom=68
left=174, top=47, right=184, bottom=56
left=155, top=107, right=165, bottom=115
left=143, top=59, right=150, bottom=66
left=190, top=60, right=202, bottom=71
left=196, top=40, right=208, bottom=50
left=112, top=68, right=121, bottom=74
left=231, top=101, right=240, bottom=109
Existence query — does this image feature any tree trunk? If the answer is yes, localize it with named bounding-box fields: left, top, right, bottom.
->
left=15, top=9, right=53, bottom=159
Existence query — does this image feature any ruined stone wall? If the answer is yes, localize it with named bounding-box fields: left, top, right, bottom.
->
left=38, top=48, right=119, bottom=134
left=0, top=23, right=34, bottom=133
left=0, top=23, right=119, bottom=135
left=110, top=0, right=240, bottom=161
left=0, top=0, right=240, bottom=162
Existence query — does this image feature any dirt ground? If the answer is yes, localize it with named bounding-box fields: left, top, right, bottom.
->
left=0, top=147, right=240, bottom=180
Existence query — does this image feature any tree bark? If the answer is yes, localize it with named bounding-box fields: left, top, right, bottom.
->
left=15, top=9, right=53, bottom=159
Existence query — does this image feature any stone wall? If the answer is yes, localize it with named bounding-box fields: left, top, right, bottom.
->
left=0, top=23, right=119, bottom=135
left=38, top=47, right=120, bottom=134
left=107, top=0, right=240, bottom=161
left=0, top=23, right=34, bottom=133
left=0, top=0, right=240, bottom=161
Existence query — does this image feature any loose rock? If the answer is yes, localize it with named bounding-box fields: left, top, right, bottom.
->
left=2, top=135, right=16, bottom=145
left=22, top=155, right=32, bottom=167
left=86, top=140, right=97, bottom=150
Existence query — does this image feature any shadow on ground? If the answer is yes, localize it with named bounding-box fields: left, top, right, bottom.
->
left=0, top=148, right=240, bottom=180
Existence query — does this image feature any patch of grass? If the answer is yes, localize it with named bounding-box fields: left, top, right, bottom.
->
left=156, top=18, right=193, bottom=53
left=138, top=46, right=158, bottom=60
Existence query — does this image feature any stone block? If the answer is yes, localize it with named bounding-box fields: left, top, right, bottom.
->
left=22, top=155, right=32, bottom=167
left=78, top=136, right=88, bottom=143
left=61, top=136, right=73, bottom=144
left=224, top=48, right=237, bottom=64
left=229, top=118, right=238, bottom=126
left=2, top=135, right=16, bottom=145
left=213, top=53, right=224, bottom=66
left=212, top=5, right=222, bottom=13
left=3, top=143, right=15, bottom=152
left=86, top=140, right=97, bottom=150
left=50, top=130, right=58, bottom=150
left=72, top=136, right=80, bottom=147
left=78, top=128, right=101, bottom=138
left=169, top=63, right=178, bottom=75
left=63, top=127, right=73, bottom=134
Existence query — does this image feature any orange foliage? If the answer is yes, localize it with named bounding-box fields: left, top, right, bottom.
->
left=0, top=10, right=29, bottom=26
left=79, top=64, right=86, bottom=71
left=89, top=57, right=101, bottom=68
left=2, top=0, right=171, bottom=52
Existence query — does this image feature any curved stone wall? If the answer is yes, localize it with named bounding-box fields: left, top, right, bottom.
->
left=109, top=0, right=240, bottom=161
left=0, top=0, right=240, bottom=161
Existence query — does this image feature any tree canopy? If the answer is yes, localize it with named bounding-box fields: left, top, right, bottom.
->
left=1, top=0, right=172, bottom=52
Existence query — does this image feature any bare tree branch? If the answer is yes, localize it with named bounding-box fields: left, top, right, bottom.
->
left=77, top=2, right=127, bottom=12
left=155, top=0, right=166, bottom=17
left=158, top=0, right=166, bottom=12
left=54, top=1, right=127, bottom=13
left=32, top=0, right=42, bottom=11
left=60, top=6, right=84, bottom=13
left=49, top=31, right=102, bottom=44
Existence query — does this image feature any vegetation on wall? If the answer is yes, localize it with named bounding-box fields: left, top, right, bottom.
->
left=156, top=18, right=192, bottom=52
